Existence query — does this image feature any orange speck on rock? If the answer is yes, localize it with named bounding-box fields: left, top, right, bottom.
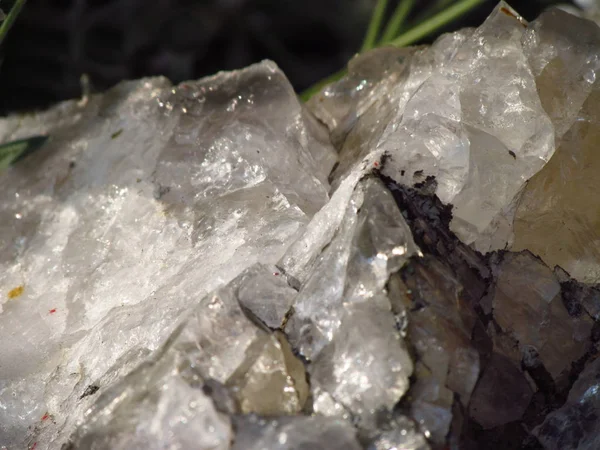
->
left=500, top=6, right=516, bottom=17
left=500, top=7, right=527, bottom=27
left=49, top=308, right=57, bottom=314
left=7, top=285, right=24, bottom=299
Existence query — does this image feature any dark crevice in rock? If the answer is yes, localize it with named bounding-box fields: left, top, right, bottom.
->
left=378, top=171, right=600, bottom=449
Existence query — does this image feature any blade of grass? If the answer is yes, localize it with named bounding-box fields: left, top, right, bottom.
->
left=299, top=67, right=347, bottom=102
left=0, top=135, right=48, bottom=170
left=380, top=0, right=415, bottom=44
left=425, top=0, right=455, bottom=16
left=406, top=0, right=456, bottom=31
left=361, top=0, right=389, bottom=52
left=0, top=0, right=27, bottom=47
left=389, top=0, right=483, bottom=48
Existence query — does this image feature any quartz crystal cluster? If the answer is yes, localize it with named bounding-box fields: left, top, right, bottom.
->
left=2, top=2, right=600, bottom=450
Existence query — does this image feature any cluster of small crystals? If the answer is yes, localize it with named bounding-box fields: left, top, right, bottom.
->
left=3, top=2, right=600, bottom=449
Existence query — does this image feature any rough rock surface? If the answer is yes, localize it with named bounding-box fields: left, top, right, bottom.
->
left=2, top=2, right=600, bottom=450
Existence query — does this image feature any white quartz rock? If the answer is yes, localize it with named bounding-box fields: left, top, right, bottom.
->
left=7, top=2, right=594, bottom=447
left=0, top=60, right=335, bottom=448
left=378, top=2, right=554, bottom=250
left=285, top=177, right=418, bottom=361
left=67, top=263, right=308, bottom=448
left=73, top=373, right=233, bottom=450
left=307, top=2, right=556, bottom=252
left=284, top=184, right=361, bottom=360
left=310, top=303, right=413, bottom=429
left=284, top=178, right=415, bottom=427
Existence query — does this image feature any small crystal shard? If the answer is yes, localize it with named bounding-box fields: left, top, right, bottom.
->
left=227, top=332, right=308, bottom=416
left=310, top=303, right=413, bottom=428
left=285, top=177, right=418, bottom=361
left=492, top=251, right=593, bottom=382
left=284, top=178, right=416, bottom=427
left=236, top=264, right=297, bottom=329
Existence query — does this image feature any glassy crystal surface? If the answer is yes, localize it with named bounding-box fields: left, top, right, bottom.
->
left=236, top=264, right=297, bottom=329
left=285, top=177, right=418, bottom=361
left=284, top=178, right=416, bottom=428
left=513, top=82, right=600, bottom=283
left=512, top=9, right=600, bottom=283
left=64, top=265, right=307, bottom=449
left=492, top=251, right=593, bottom=382
left=307, top=3, right=557, bottom=253
left=0, top=61, right=334, bottom=447
left=368, top=415, right=431, bottom=450
left=375, top=3, right=553, bottom=251
left=310, top=303, right=413, bottom=428
left=227, top=332, right=308, bottom=416
left=307, top=46, right=416, bottom=142
left=4, top=3, right=600, bottom=449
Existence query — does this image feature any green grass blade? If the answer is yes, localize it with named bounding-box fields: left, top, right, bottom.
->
left=380, top=0, right=415, bottom=44
left=389, top=0, right=483, bottom=48
left=0, top=0, right=27, bottom=47
left=299, top=67, right=347, bottom=102
left=423, top=0, right=455, bottom=17
left=361, top=0, right=389, bottom=52
left=0, top=135, right=48, bottom=170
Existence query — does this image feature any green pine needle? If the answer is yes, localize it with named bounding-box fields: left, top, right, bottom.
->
left=0, top=0, right=27, bottom=47
left=389, top=0, right=483, bottom=48
left=361, top=0, right=389, bottom=52
left=0, top=135, right=48, bottom=170
left=299, top=67, right=348, bottom=103
left=380, top=0, right=415, bottom=44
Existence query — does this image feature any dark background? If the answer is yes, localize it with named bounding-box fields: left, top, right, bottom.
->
left=0, top=0, right=573, bottom=114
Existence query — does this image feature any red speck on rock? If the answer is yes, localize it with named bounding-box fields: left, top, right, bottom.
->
left=49, top=309, right=57, bottom=314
